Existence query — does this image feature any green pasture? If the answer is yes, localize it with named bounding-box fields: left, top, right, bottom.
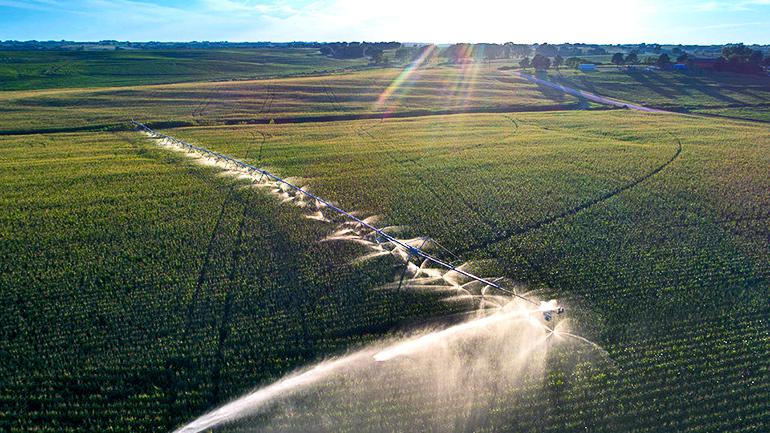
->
left=0, top=48, right=368, bottom=91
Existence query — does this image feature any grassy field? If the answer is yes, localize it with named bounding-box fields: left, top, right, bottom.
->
left=691, top=106, right=770, bottom=123
left=0, top=65, right=580, bottom=133
left=0, top=48, right=368, bottom=91
left=1, top=53, right=769, bottom=433
left=548, top=68, right=770, bottom=112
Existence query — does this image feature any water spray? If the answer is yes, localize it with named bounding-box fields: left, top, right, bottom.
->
left=132, top=120, right=566, bottom=322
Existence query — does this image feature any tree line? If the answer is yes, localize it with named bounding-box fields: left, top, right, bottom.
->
left=513, top=43, right=769, bottom=75
left=318, top=42, right=401, bottom=61
left=712, top=44, right=770, bottom=74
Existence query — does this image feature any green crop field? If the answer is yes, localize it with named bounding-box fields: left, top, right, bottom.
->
left=1, top=48, right=768, bottom=433
left=692, top=106, right=770, bottom=123
left=0, top=129, right=454, bottom=432
left=548, top=68, right=770, bottom=113
left=0, top=65, right=579, bottom=134
left=0, top=48, right=368, bottom=91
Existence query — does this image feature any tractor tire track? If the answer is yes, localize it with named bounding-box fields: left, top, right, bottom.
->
left=257, top=86, right=276, bottom=115
left=457, top=133, right=683, bottom=256
left=191, top=98, right=212, bottom=122
left=246, top=130, right=271, bottom=164
left=324, top=86, right=344, bottom=112
left=444, top=114, right=520, bottom=156
left=502, top=115, right=519, bottom=139
left=191, top=86, right=221, bottom=123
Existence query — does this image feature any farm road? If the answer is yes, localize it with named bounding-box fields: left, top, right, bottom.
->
left=511, top=71, right=670, bottom=113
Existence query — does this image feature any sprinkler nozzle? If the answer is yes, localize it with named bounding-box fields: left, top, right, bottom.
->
left=540, top=300, right=565, bottom=321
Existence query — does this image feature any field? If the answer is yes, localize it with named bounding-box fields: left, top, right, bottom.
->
left=0, top=65, right=579, bottom=133
left=1, top=50, right=768, bottom=433
left=549, top=68, right=770, bottom=113
left=0, top=48, right=368, bottom=91
left=692, top=106, right=770, bottom=122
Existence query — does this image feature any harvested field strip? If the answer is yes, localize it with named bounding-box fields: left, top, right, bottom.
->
left=0, top=66, right=580, bottom=132
left=0, top=105, right=594, bottom=136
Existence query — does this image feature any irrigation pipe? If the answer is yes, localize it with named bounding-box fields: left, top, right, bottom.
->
left=132, top=120, right=539, bottom=306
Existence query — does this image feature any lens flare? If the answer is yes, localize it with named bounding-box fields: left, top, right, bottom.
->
left=375, top=45, right=437, bottom=111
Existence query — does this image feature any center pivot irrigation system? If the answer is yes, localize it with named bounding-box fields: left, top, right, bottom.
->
left=132, top=120, right=565, bottom=321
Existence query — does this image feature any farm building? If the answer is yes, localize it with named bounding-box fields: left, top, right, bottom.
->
left=578, top=63, right=596, bottom=72
left=673, top=63, right=687, bottom=70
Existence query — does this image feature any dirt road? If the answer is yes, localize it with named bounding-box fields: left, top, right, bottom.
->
left=512, top=71, right=669, bottom=113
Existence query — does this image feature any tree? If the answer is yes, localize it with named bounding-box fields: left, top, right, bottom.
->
left=611, top=52, right=625, bottom=66
left=722, top=43, right=752, bottom=59
left=395, top=47, right=412, bottom=62
left=588, top=46, right=606, bottom=55
left=656, top=53, right=672, bottom=69
left=442, top=43, right=473, bottom=63
left=625, top=52, right=639, bottom=64
left=565, top=57, right=584, bottom=68
left=676, top=53, right=689, bottom=63
left=553, top=55, right=563, bottom=70
left=482, top=45, right=498, bottom=62
left=368, top=48, right=385, bottom=64
left=531, top=54, right=551, bottom=70
left=558, top=45, right=581, bottom=57
left=718, top=44, right=765, bottom=75
left=506, top=43, right=531, bottom=57
left=749, top=50, right=763, bottom=65
left=417, top=44, right=438, bottom=64
left=535, top=43, right=557, bottom=57
left=502, top=44, right=512, bottom=59
left=519, top=57, right=530, bottom=68
left=713, top=56, right=727, bottom=72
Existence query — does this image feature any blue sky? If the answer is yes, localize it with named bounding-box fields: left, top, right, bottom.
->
left=1, top=0, right=769, bottom=44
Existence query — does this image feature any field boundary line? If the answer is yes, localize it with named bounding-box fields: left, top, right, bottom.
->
left=0, top=105, right=606, bottom=137
left=458, top=133, right=684, bottom=255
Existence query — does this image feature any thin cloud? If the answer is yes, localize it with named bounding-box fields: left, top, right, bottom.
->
left=0, top=0, right=63, bottom=11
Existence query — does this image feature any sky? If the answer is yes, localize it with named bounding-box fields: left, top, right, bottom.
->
left=1, top=0, right=769, bottom=44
